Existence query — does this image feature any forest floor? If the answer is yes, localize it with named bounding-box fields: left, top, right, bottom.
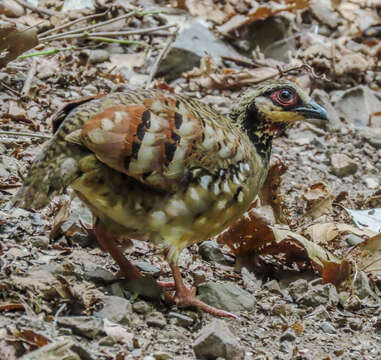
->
left=0, top=0, right=380, bottom=359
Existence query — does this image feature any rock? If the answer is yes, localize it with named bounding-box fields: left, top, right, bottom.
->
left=18, top=339, right=85, bottom=360
left=307, top=305, right=330, bottom=320
left=156, top=18, right=248, bottom=82
left=153, top=351, right=173, bottom=360
left=330, top=153, right=358, bottom=177
left=263, top=280, right=283, bottom=295
left=271, top=303, right=293, bottom=316
left=348, top=318, right=362, bottom=331
left=0, top=0, right=25, bottom=17
left=288, top=279, right=309, bottom=301
left=57, top=316, right=104, bottom=339
left=280, top=329, right=297, bottom=342
left=333, top=86, right=381, bottom=128
left=344, top=234, right=364, bottom=246
left=241, top=267, right=262, bottom=292
left=133, top=300, right=151, bottom=314
left=198, top=240, right=227, bottom=265
left=135, top=261, right=161, bottom=277
left=83, top=262, right=114, bottom=282
left=94, top=296, right=133, bottom=325
left=320, top=321, right=336, bottom=334
left=360, top=128, right=381, bottom=149
left=146, top=312, right=167, bottom=328
left=343, top=295, right=362, bottom=311
left=310, top=0, right=341, bottom=28
left=30, top=236, right=50, bottom=249
left=297, top=283, right=339, bottom=307
left=354, top=271, right=375, bottom=299
left=193, top=319, right=244, bottom=360
left=62, top=0, right=95, bottom=12
left=168, top=312, right=194, bottom=328
left=363, top=176, right=379, bottom=189
left=197, top=282, right=255, bottom=313
left=81, top=49, right=110, bottom=64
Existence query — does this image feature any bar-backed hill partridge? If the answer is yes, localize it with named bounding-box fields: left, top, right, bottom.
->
left=15, top=79, right=327, bottom=318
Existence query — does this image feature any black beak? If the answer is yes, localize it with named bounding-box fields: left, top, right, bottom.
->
left=294, top=100, right=328, bottom=121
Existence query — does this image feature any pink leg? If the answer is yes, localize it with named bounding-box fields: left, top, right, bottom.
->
left=170, top=264, right=238, bottom=319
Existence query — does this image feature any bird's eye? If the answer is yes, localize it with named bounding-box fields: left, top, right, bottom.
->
left=270, top=88, right=298, bottom=107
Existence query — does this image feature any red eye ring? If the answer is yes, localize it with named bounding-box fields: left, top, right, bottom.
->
left=270, top=89, right=298, bottom=106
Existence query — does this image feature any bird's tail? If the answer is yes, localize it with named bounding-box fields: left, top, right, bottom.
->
left=13, top=136, right=84, bottom=209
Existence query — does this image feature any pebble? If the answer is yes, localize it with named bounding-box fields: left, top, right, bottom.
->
left=198, top=240, right=227, bottom=264
left=263, top=280, right=283, bottom=295
left=57, top=316, right=104, bottom=339
left=82, top=49, right=110, bottom=64
left=297, top=283, right=339, bottom=307
left=330, top=153, right=358, bottom=177
left=348, top=318, right=362, bottom=331
left=133, top=300, right=151, bottom=314
left=94, top=296, right=133, bottom=325
left=280, top=329, right=297, bottom=342
left=354, top=271, right=375, bottom=299
left=193, top=319, right=245, bottom=360
left=288, top=279, right=309, bottom=301
left=197, top=281, right=255, bottom=312
left=168, top=312, right=194, bottom=328
left=146, top=312, right=167, bottom=328
left=320, top=321, right=336, bottom=334
left=135, top=261, right=161, bottom=277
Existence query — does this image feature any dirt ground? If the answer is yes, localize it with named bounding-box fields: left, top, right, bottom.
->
left=0, top=1, right=381, bottom=359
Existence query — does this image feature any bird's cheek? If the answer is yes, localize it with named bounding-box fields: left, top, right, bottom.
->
left=268, top=111, right=304, bottom=123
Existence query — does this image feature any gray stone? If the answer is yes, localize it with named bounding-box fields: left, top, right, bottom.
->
left=156, top=18, right=248, bottom=82
left=193, top=319, right=244, bottom=360
left=345, top=234, right=364, bottom=246
left=271, top=303, right=293, bottom=316
left=354, top=271, right=375, bottom=299
left=133, top=300, right=151, bottom=314
left=135, top=261, right=161, bottom=277
left=197, top=282, right=255, bottom=313
left=83, top=262, right=114, bottom=282
left=30, top=236, right=50, bottom=249
left=310, top=0, right=341, bottom=28
left=263, top=280, right=282, bottom=295
left=360, top=128, right=381, bottom=149
left=82, top=49, right=110, bottom=64
left=297, top=283, right=339, bottom=307
left=94, top=296, right=133, bottom=325
left=146, top=311, right=167, bottom=328
left=199, top=240, right=227, bottom=265
left=0, top=0, right=25, bottom=17
left=168, top=312, right=194, bottom=328
left=57, top=316, right=104, bottom=339
left=280, top=329, right=296, bottom=342
left=330, top=153, right=358, bottom=177
left=333, top=86, right=381, bottom=128
left=288, top=279, right=309, bottom=301
left=307, top=305, right=330, bottom=320
left=320, top=321, right=336, bottom=334
left=348, top=318, right=362, bottom=331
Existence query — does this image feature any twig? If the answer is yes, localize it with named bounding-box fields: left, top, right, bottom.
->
left=39, top=24, right=177, bottom=42
left=38, top=10, right=109, bottom=38
left=53, top=303, right=67, bottom=337
left=37, top=9, right=166, bottom=43
left=0, top=131, right=51, bottom=140
left=0, top=81, right=21, bottom=97
left=87, top=37, right=147, bottom=46
left=146, top=33, right=176, bottom=89
left=18, top=46, right=76, bottom=59
left=21, top=58, right=37, bottom=97
left=13, top=0, right=57, bottom=17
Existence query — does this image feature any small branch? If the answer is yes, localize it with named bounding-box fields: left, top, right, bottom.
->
left=38, top=10, right=109, bottom=38
left=18, top=46, right=76, bottom=59
left=21, top=58, right=37, bottom=97
left=0, top=131, right=52, bottom=140
left=146, top=33, right=176, bottom=89
left=0, top=81, right=21, bottom=97
left=87, top=37, right=147, bottom=46
left=39, top=24, right=177, bottom=42
left=13, top=0, right=57, bottom=17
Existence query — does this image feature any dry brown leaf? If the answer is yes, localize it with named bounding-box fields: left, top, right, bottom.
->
left=14, top=330, right=49, bottom=348
left=183, top=0, right=235, bottom=24
left=0, top=20, right=38, bottom=68
left=0, top=303, right=25, bottom=312
left=303, top=183, right=333, bottom=219
left=358, top=234, right=381, bottom=277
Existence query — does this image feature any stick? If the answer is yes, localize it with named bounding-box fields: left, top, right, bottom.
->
left=39, top=24, right=177, bottom=42
left=38, top=10, right=109, bottom=38
left=0, top=81, right=21, bottom=97
left=13, top=0, right=57, bottom=17
left=146, top=33, right=176, bottom=89
left=0, top=131, right=52, bottom=140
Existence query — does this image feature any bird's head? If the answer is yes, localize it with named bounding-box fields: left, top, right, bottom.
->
left=231, top=79, right=328, bottom=141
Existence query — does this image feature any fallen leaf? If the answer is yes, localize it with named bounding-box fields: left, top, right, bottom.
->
left=357, top=234, right=381, bottom=277
left=0, top=303, right=25, bottom=312
left=345, top=208, right=381, bottom=233
left=14, top=330, right=49, bottom=348
left=303, top=183, right=333, bottom=219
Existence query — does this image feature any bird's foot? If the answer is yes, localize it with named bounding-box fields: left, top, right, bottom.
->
left=173, top=284, right=238, bottom=319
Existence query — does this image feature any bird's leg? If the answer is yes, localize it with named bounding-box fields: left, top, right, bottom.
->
left=170, top=264, right=238, bottom=319
left=92, top=223, right=143, bottom=281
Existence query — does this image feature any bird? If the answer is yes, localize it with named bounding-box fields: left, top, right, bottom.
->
left=14, top=79, right=328, bottom=318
